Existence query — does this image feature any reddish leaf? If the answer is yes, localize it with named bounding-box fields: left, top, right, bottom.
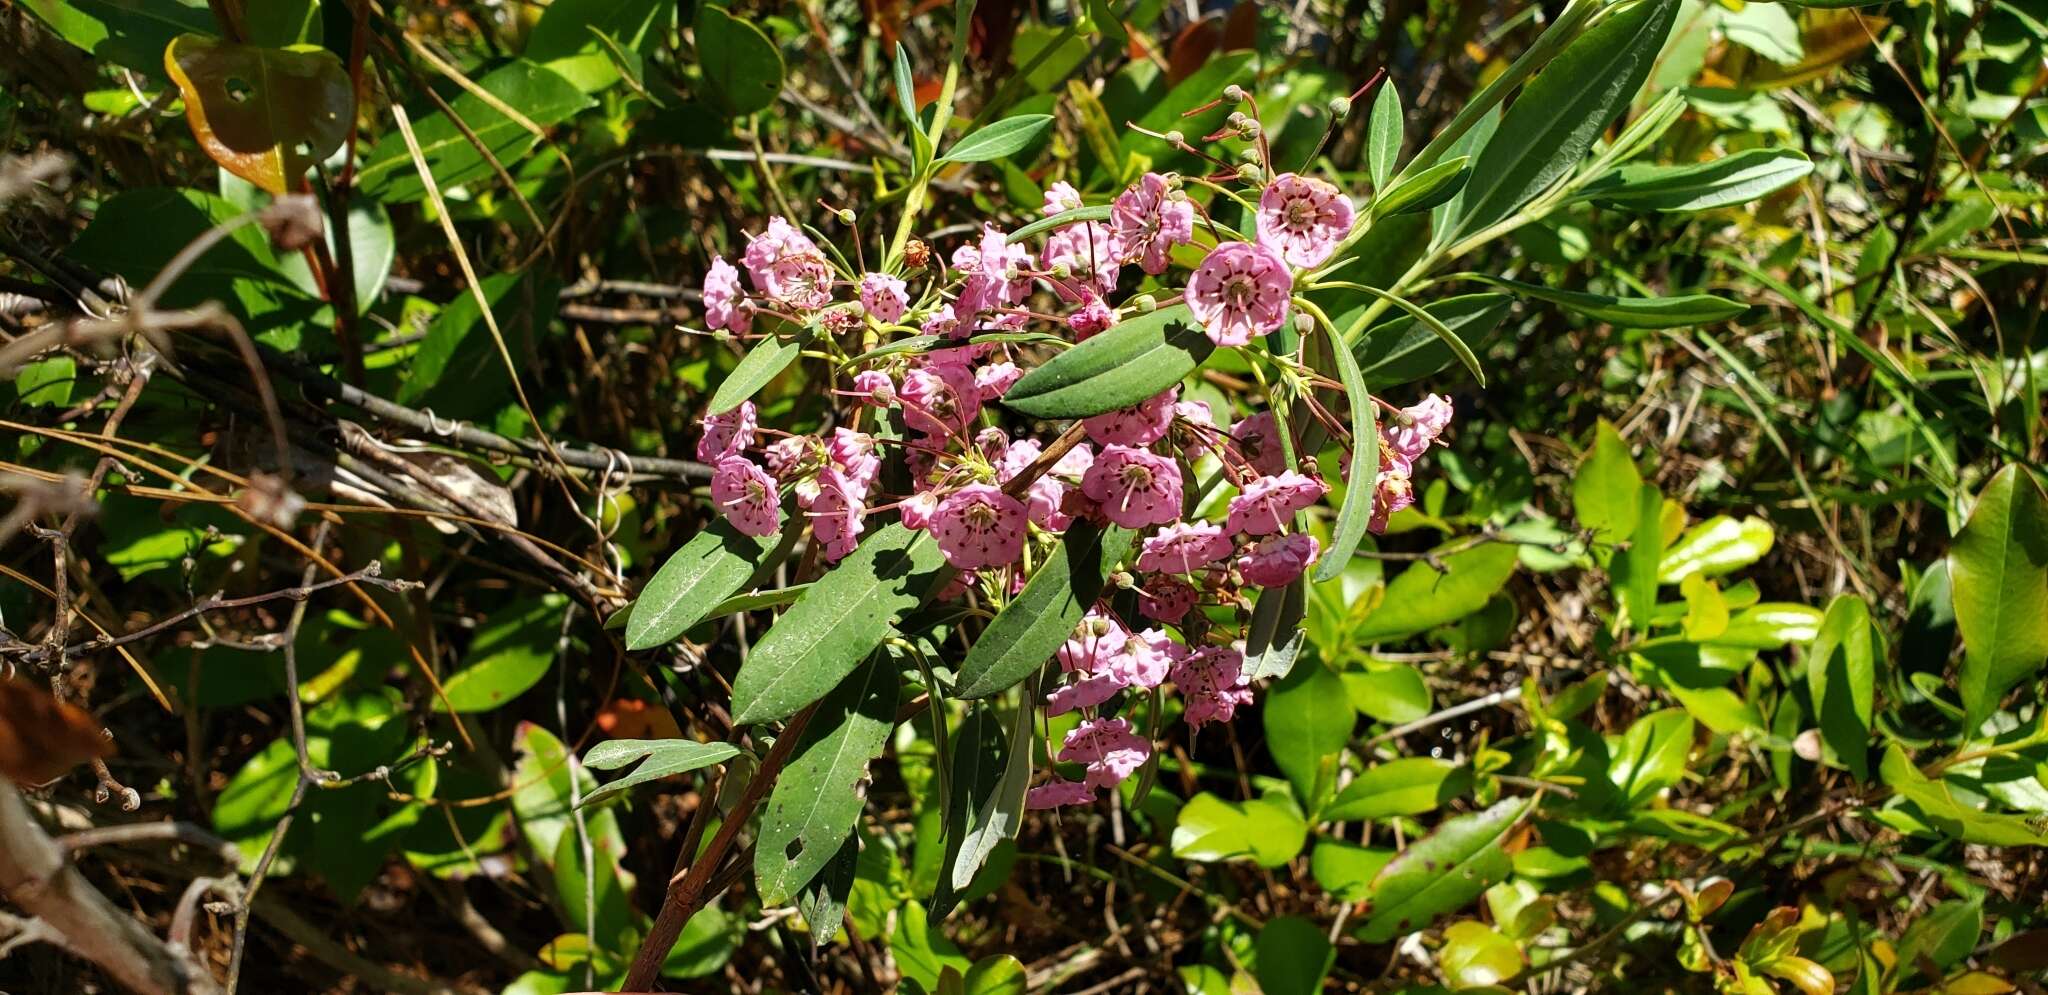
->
left=595, top=697, right=684, bottom=741
left=164, top=34, right=353, bottom=195
left=0, top=677, right=111, bottom=786
left=1222, top=0, right=1260, bottom=51
left=1167, top=16, right=1222, bottom=85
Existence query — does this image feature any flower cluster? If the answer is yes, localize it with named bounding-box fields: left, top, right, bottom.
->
left=692, top=90, right=1456, bottom=810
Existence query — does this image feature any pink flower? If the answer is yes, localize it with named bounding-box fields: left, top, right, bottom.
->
left=1026, top=778, right=1095, bottom=809
left=1081, top=445, right=1184, bottom=529
left=711, top=456, right=780, bottom=537
left=1068, top=293, right=1118, bottom=339
left=1111, top=172, right=1195, bottom=275
left=900, top=488, right=941, bottom=531
left=1059, top=717, right=1151, bottom=790
left=1256, top=172, right=1355, bottom=268
left=805, top=468, right=865, bottom=562
left=1226, top=471, right=1329, bottom=536
left=1368, top=456, right=1415, bottom=535
left=1057, top=611, right=1130, bottom=674
left=1024, top=476, right=1073, bottom=532
left=1137, top=523, right=1234, bottom=574
left=1172, top=646, right=1253, bottom=727
left=921, top=303, right=963, bottom=339
left=1239, top=533, right=1319, bottom=587
left=1083, top=386, right=1177, bottom=447
left=702, top=255, right=750, bottom=333
left=763, top=435, right=811, bottom=480
left=1043, top=221, right=1121, bottom=298
left=827, top=428, right=879, bottom=501
left=1106, top=629, right=1180, bottom=689
left=1042, top=181, right=1083, bottom=217
left=954, top=225, right=1030, bottom=319
left=851, top=370, right=896, bottom=406
left=1046, top=673, right=1123, bottom=716
left=1140, top=575, right=1198, bottom=621
left=975, top=426, right=1011, bottom=464
left=932, top=484, right=1027, bottom=570
left=858, top=273, right=909, bottom=323
left=1384, top=393, right=1454, bottom=467
left=742, top=217, right=834, bottom=309
left=1187, top=242, right=1293, bottom=347
left=976, top=361, right=1024, bottom=401
left=695, top=401, right=756, bottom=462
left=899, top=365, right=979, bottom=441
left=1229, top=411, right=1289, bottom=476
left=741, top=217, right=816, bottom=284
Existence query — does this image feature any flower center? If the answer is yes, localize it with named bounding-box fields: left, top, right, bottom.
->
left=1118, top=463, right=1155, bottom=489
left=1285, top=196, right=1316, bottom=227
left=965, top=502, right=999, bottom=529
left=1224, top=274, right=1258, bottom=310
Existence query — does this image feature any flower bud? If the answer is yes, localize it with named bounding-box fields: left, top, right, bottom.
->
left=1164, top=130, right=1185, bottom=146
left=1223, top=84, right=1246, bottom=103
left=1293, top=312, right=1315, bottom=335
left=905, top=239, right=931, bottom=268
left=837, top=208, right=856, bottom=224
left=1237, top=163, right=1263, bottom=182
left=1238, top=146, right=1262, bottom=163
left=1238, top=119, right=1261, bottom=138
left=1130, top=293, right=1157, bottom=313
left=1328, top=96, right=1353, bottom=117
left=1227, top=111, right=1248, bottom=129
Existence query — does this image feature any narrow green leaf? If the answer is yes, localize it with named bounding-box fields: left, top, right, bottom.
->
left=357, top=60, right=592, bottom=202
left=731, top=523, right=946, bottom=725
left=1470, top=274, right=1744, bottom=328
left=1367, top=82, right=1403, bottom=190
left=694, top=3, right=783, bottom=115
left=709, top=325, right=814, bottom=416
left=1086, top=0, right=1128, bottom=46
left=1880, top=744, right=2048, bottom=846
left=1347, top=294, right=1512, bottom=390
left=626, top=520, right=779, bottom=650
left=939, top=114, right=1053, bottom=163
left=1243, top=578, right=1307, bottom=681
left=1359, top=797, right=1532, bottom=943
left=1315, top=335, right=1378, bottom=582
left=928, top=705, right=1007, bottom=919
left=952, top=686, right=1034, bottom=890
left=1003, top=304, right=1212, bottom=418
left=579, top=739, right=742, bottom=809
left=754, top=655, right=898, bottom=904
left=953, top=524, right=1135, bottom=699
left=1949, top=466, right=2048, bottom=729
left=1339, top=285, right=1486, bottom=386
left=1326, top=758, right=1470, bottom=821
left=1807, top=595, right=1878, bottom=782
left=1007, top=204, right=1113, bottom=243
left=795, top=833, right=859, bottom=952
left=1372, top=155, right=1470, bottom=218
left=1580, top=148, right=1814, bottom=213
left=893, top=42, right=918, bottom=128
left=1612, top=483, right=1665, bottom=633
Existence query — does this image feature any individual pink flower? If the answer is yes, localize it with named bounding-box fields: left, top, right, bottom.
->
left=695, top=401, right=756, bottom=462
left=1046, top=673, right=1123, bottom=716
left=827, top=428, right=879, bottom=501
left=1137, top=523, right=1234, bottom=574
left=1239, top=533, right=1319, bottom=587
left=1368, top=456, right=1415, bottom=535
left=806, top=468, right=865, bottom=562
left=921, top=303, right=962, bottom=339
left=1384, top=393, right=1454, bottom=466
left=1081, top=445, right=1184, bottom=529
left=1140, top=575, right=1198, bottom=621
left=899, top=365, right=978, bottom=440
left=1111, top=172, right=1195, bottom=275
left=954, top=225, right=1030, bottom=318
left=975, top=426, right=1011, bottom=464
left=1057, top=611, right=1130, bottom=674
left=1187, top=241, right=1293, bottom=346
left=1106, top=629, right=1180, bottom=689
left=702, top=255, right=751, bottom=334
left=976, top=361, right=1024, bottom=401
left=1172, top=646, right=1253, bottom=727
left=711, top=456, right=780, bottom=537
left=1256, top=172, right=1355, bottom=268
left=932, top=484, right=1027, bottom=570
left=742, top=217, right=833, bottom=309
left=1083, top=386, right=1177, bottom=447
left=858, top=273, right=909, bottom=323
left=1023, top=476, right=1072, bottom=532
left=851, top=370, right=896, bottom=406
left=1043, top=221, right=1121, bottom=297
left=1228, top=410, right=1288, bottom=476
left=740, top=217, right=816, bottom=284
left=1026, top=778, right=1094, bottom=809
left=1068, top=293, right=1118, bottom=339
left=1042, top=181, right=1083, bottom=217
left=762, top=435, right=811, bottom=480
left=1226, top=471, right=1329, bottom=536
left=1059, top=717, right=1151, bottom=790
left=900, top=487, right=942, bottom=531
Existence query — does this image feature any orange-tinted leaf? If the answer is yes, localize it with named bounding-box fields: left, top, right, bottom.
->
left=912, top=76, right=945, bottom=112
left=164, top=34, right=352, bottom=195
left=1222, top=0, right=1259, bottom=52
left=1167, top=16, right=1222, bottom=85
left=595, top=697, right=683, bottom=741
left=0, top=677, right=111, bottom=786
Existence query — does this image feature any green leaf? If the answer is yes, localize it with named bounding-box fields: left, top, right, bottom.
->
left=962, top=954, right=1028, bottom=995
left=14, top=356, right=76, bottom=407
left=1717, top=1, right=1803, bottom=63
left=1169, top=792, right=1307, bottom=868
left=796, top=834, right=859, bottom=952
left=1896, top=898, right=1984, bottom=975
left=1325, top=758, right=1470, bottom=821
left=1880, top=744, right=2048, bottom=846
left=398, top=270, right=562, bottom=419
left=1450, top=0, right=1679, bottom=240
left=1372, top=155, right=1470, bottom=218
left=953, top=524, right=1134, bottom=698
left=709, top=325, right=815, bottom=416
left=1439, top=921, right=1524, bottom=989
left=1612, top=483, right=1665, bottom=632
left=1316, top=313, right=1378, bottom=584
left=892, top=42, right=919, bottom=128
left=1007, top=204, right=1114, bottom=243
left=1574, top=420, right=1642, bottom=544
left=1243, top=577, right=1308, bottom=682
left=579, top=738, right=742, bottom=809
left=1706, top=603, right=1824, bottom=649
left=1340, top=284, right=1487, bottom=386
left=1264, top=663, right=1354, bottom=808
left=1470, top=275, right=1744, bottom=329
left=626, top=520, right=780, bottom=650
left=754, top=655, right=898, bottom=905
left=20, top=0, right=212, bottom=76
left=1948, top=466, right=2048, bottom=729
left=356, top=60, right=592, bottom=203
left=928, top=705, right=1008, bottom=918
left=1658, top=515, right=1775, bottom=584
left=1358, top=796, right=1532, bottom=943
left=694, top=3, right=784, bottom=114
left=66, top=187, right=310, bottom=316
left=1347, top=294, right=1512, bottom=391
left=731, top=523, right=946, bottom=725
left=1352, top=542, right=1519, bottom=643
left=952, top=690, right=1034, bottom=891
left=525, top=0, right=667, bottom=93
left=939, top=114, right=1054, bottom=163
left=440, top=595, right=569, bottom=712
left=1806, top=595, right=1878, bottom=782
left=1342, top=664, right=1432, bottom=724
left=1002, top=304, right=1211, bottom=418
left=1310, top=839, right=1395, bottom=902
left=1253, top=916, right=1334, bottom=995
left=1367, top=82, right=1403, bottom=190
left=1607, top=708, right=1693, bottom=808
left=1580, top=148, right=1814, bottom=213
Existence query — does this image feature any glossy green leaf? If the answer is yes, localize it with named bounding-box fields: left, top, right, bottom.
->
left=1896, top=897, right=1984, bottom=975
left=1317, top=323, right=1379, bottom=582
left=579, top=738, right=741, bottom=809
left=1612, top=483, right=1665, bottom=632
left=1367, top=82, right=1403, bottom=190
left=626, top=519, right=779, bottom=650
left=1007, top=204, right=1113, bottom=243
left=357, top=60, right=592, bottom=203
left=440, top=595, right=569, bottom=712
left=940, top=114, right=1054, bottom=163
left=709, top=325, right=814, bottom=416
left=20, top=0, right=211, bottom=76
left=1170, top=792, right=1307, bottom=868
left=953, top=524, right=1134, bottom=698
left=755, top=656, right=898, bottom=905
left=892, top=42, right=918, bottom=128
left=1806, top=595, right=1878, bottom=782
left=732, top=523, right=946, bottom=725
left=1002, top=304, right=1211, bottom=418
left=1659, top=515, right=1775, bottom=584
left=1948, top=466, right=2048, bottom=728
left=1451, top=0, right=1679, bottom=239
left=1341, top=284, right=1487, bottom=385
left=1373, top=155, right=1470, bottom=218
left=1472, top=275, right=1744, bottom=329
left=1573, top=420, right=1641, bottom=545
left=1343, top=664, right=1432, bottom=724
left=694, top=3, right=783, bottom=114
left=1242, top=577, right=1308, bottom=681
left=1353, top=542, right=1519, bottom=643
left=1326, top=757, right=1470, bottom=821
left=928, top=705, right=1007, bottom=918
left=796, top=833, right=859, bottom=952
left=1310, top=839, right=1395, bottom=902
left=953, top=689, right=1034, bottom=891
left=1881, top=744, right=2048, bottom=846
left=1439, top=921, right=1524, bottom=988
left=1348, top=294, right=1512, bottom=391
left=1254, top=916, right=1334, bottom=995
left=1359, top=797, right=1532, bottom=943
left=1607, top=708, right=1693, bottom=808
left=1581, top=148, right=1814, bottom=212
left=525, top=0, right=667, bottom=93
left=1706, top=603, right=1824, bottom=649
left=1264, top=663, right=1354, bottom=808
left=14, top=356, right=76, bottom=407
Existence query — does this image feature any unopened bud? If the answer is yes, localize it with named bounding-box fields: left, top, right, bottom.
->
left=905, top=239, right=931, bottom=268
left=837, top=208, right=856, bottom=224
left=1164, top=130, right=1185, bottom=146
left=1223, top=84, right=1246, bottom=103
left=1293, top=312, right=1315, bottom=335
left=1050, top=262, right=1072, bottom=279
left=1330, top=95, right=1356, bottom=118
left=1238, top=146, right=1262, bottom=164
left=1238, top=119, right=1262, bottom=138
left=1227, top=112, right=1248, bottom=129
left=1109, top=570, right=1135, bottom=589
left=1237, top=163, right=1263, bottom=182
left=1130, top=293, right=1158, bottom=313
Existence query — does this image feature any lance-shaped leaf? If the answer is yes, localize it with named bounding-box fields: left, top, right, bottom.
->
left=626, top=519, right=780, bottom=650
left=1471, top=274, right=1744, bottom=329
left=952, top=683, right=1034, bottom=891
left=356, top=60, right=591, bottom=202
left=1367, top=82, right=1403, bottom=190
left=940, top=114, right=1053, bottom=163
left=1008, top=205, right=1113, bottom=242
left=1359, top=796, right=1533, bottom=942
left=731, top=524, right=946, bottom=725
left=163, top=35, right=352, bottom=195
left=754, top=656, right=898, bottom=905
left=709, top=325, right=815, bottom=416
left=1243, top=578, right=1307, bottom=681
left=928, top=705, right=1007, bottom=919
left=1317, top=328, right=1379, bottom=582
left=1580, top=148, right=1814, bottom=213
left=578, top=738, right=741, bottom=809
left=1371, top=155, right=1470, bottom=219
left=1348, top=294, right=1512, bottom=390
left=1004, top=305, right=1210, bottom=418
left=795, top=833, right=859, bottom=951
left=953, top=524, right=1134, bottom=699
left=1806, top=595, right=1878, bottom=782
left=1948, top=465, right=2048, bottom=729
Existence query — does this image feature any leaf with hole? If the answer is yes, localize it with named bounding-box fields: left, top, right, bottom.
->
left=1359, top=796, right=1531, bottom=943
left=754, top=655, right=897, bottom=905
left=1003, top=304, right=1211, bottom=418
left=163, top=35, right=351, bottom=195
